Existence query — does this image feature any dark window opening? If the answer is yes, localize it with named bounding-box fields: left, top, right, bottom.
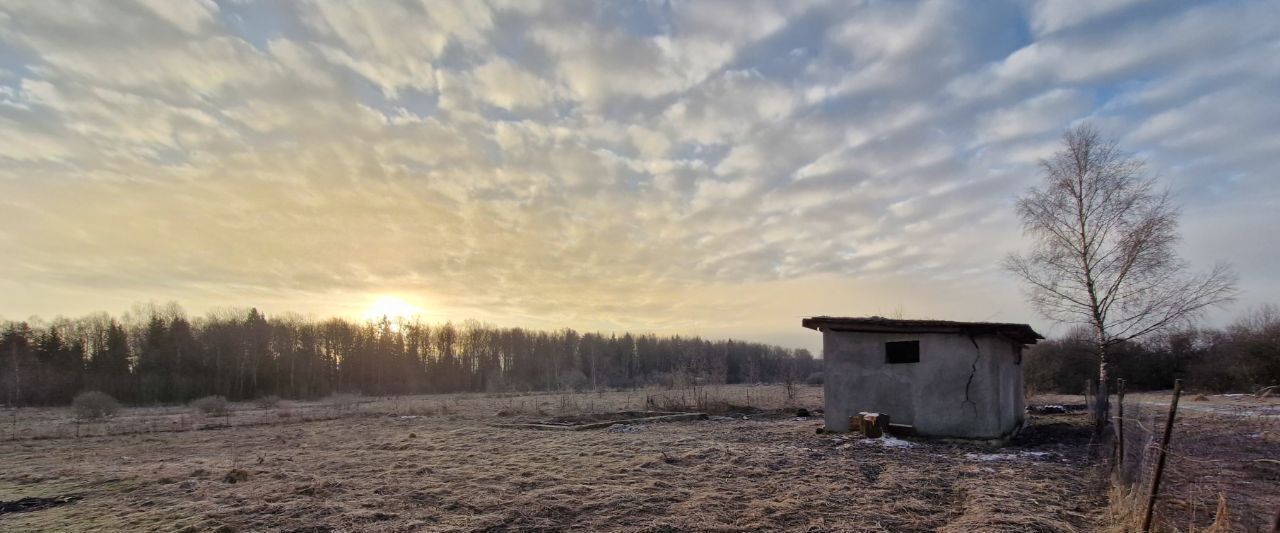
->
left=885, top=340, right=920, bottom=364
left=1012, top=344, right=1023, bottom=365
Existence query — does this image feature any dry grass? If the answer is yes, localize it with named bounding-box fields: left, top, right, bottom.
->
left=1041, top=390, right=1280, bottom=532
left=1, top=386, right=1106, bottom=532
left=1116, top=393, right=1279, bottom=532
left=0, top=385, right=811, bottom=441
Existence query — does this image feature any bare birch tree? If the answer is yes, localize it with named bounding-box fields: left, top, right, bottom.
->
left=1005, top=124, right=1236, bottom=432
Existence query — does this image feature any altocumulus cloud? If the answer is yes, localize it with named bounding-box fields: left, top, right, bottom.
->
left=1, top=0, right=1277, bottom=350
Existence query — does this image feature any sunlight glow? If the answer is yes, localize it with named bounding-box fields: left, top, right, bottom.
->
left=361, top=295, right=423, bottom=323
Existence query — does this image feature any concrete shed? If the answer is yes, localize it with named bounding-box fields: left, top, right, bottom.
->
left=803, top=316, right=1043, bottom=439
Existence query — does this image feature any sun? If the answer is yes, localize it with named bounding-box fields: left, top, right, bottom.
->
left=361, top=295, right=423, bottom=323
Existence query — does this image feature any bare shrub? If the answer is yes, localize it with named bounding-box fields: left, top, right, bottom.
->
left=72, top=391, right=120, bottom=420
left=254, top=395, right=281, bottom=409
left=644, top=388, right=719, bottom=413
left=556, top=393, right=581, bottom=414
left=805, top=372, right=824, bottom=386
left=327, top=393, right=359, bottom=411
left=559, top=369, right=589, bottom=391
left=222, top=468, right=250, bottom=484
left=190, top=395, right=229, bottom=416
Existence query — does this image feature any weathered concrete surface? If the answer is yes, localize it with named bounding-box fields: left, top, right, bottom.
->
left=822, top=330, right=1024, bottom=439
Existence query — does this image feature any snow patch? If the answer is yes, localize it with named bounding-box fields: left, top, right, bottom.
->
left=965, top=451, right=1053, bottom=462
left=857, top=436, right=914, bottom=448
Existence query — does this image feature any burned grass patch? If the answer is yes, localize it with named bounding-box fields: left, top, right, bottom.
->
left=1009, top=411, right=1096, bottom=453
left=0, top=494, right=81, bottom=514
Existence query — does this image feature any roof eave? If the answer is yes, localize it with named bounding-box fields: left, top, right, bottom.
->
left=802, top=317, right=1043, bottom=345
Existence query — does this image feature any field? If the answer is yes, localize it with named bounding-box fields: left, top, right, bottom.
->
left=4, top=385, right=1107, bottom=532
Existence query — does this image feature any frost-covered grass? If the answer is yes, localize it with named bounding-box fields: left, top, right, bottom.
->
left=0, top=387, right=1106, bottom=532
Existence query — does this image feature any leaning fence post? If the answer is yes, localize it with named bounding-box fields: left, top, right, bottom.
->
left=1141, top=379, right=1182, bottom=533
left=1115, top=378, right=1126, bottom=471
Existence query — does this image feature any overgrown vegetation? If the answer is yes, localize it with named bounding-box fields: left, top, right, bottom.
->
left=325, top=393, right=359, bottom=411
left=1026, top=305, right=1279, bottom=393
left=0, top=302, right=815, bottom=406
left=254, top=395, right=281, bottom=409
left=70, top=390, right=119, bottom=420
left=190, top=395, right=229, bottom=416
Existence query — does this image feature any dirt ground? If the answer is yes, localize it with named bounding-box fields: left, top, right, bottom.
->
left=1, top=386, right=1106, bottom=532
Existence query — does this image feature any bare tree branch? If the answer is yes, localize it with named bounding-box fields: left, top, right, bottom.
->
left=1005, top=123, right=1237, bottom=431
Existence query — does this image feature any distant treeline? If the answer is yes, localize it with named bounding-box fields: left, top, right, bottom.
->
left=1026, top=306, right=1280, bottom=393
left=0, top=303, right=816, bottom=406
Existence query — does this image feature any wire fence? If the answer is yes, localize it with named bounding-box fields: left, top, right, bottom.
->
left=4, top=384, right=1273, bottom=530
left=0, top=384, right=818, bottom=441
left=1106, top=380, right=1280, bottom=532
left=1, top=402, right=375, bottom=440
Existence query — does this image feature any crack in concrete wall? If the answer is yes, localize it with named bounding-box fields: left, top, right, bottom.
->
left=963, top=335, right=980, bottom=412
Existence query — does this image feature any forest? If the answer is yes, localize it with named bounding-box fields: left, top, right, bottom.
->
left=0, top=303, right=816, bottom=406
left=1025, top=305, right=1280, bottom=394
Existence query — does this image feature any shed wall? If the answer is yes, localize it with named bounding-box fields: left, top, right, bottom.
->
left=822, top=330, right=1024, bottom=439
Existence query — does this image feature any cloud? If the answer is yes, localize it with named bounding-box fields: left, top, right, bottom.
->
left=973, top=88, right=1092, bottom=145
left=0, top=0, right=1277, bottom=351
left=298, top=0, right=493, bottom=98
left=1025, top=0, right=1155, bottom=38
left=949, top=1, right=1280, bottom=101
left=134, top=0, right=219, bottom=34
left=443, top=57, right=558, bottom=112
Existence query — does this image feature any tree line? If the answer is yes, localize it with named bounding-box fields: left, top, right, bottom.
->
left=0, top=303, right=816, bottom=406
left=1025, top=305, right=1279, bottom=394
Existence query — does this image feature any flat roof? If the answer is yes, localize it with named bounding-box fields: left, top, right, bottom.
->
left=801, top=316, right=1043, bottom=345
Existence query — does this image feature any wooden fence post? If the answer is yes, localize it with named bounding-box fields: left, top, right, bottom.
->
left=1141, top=379, right=1182, bottom=533
left=1116, top=379, right=1126, bottom=471
left=1086, top=379, right=1095, bottom=414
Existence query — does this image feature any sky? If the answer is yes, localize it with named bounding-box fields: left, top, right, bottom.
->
left=1, top=0, right=1277, bottom=353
